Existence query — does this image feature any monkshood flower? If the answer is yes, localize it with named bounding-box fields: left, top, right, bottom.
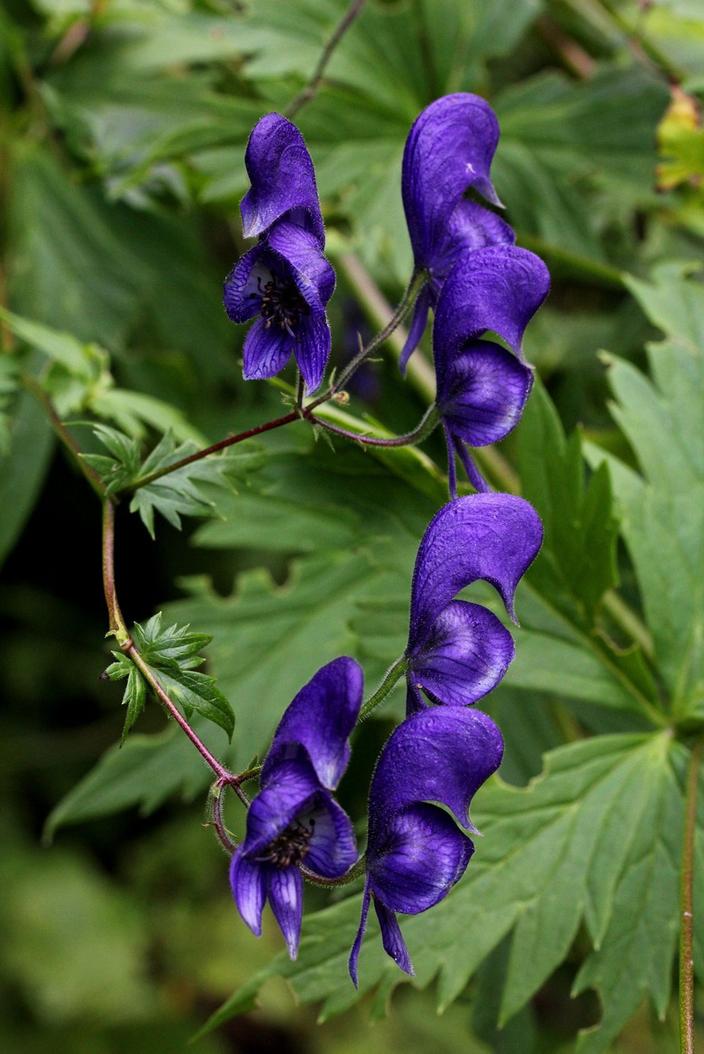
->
left=230, top=657, right=362, bottom=958
left=433, top=245, right=550, bottom=494
left=405, top=493, right=542, bottom=713
left=224, top=114, right=335, bottom=393
left=401, top=93, right=515, bottom=368
left=348, top=706, right=503, bottom=983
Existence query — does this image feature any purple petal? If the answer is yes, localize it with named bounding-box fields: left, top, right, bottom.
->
left=244, top=757, right=319, bottom=856
left=433, top=245, right=550, bottom=360
left=402, top=94, right=501, bottom=272
left=367, top=707, right=504, bottom=833
left=429, top=200, right=515, bottom=289
left=409, top=493, right=543, bottom=647
left=405, top=680, right=426, bottom=714
left=266, top=222, right=335, bottom=310
left=348, top=881, right=371, bottom=987
left=240, top=113, right=324, bottom=244
left=267, top=866, right=304, bottom=959
left=292, top=310, right=331, bottom=394
left=399, top=285, right=431, bottom=374
left=437, top=340, right=534, bottom=446
left=229, top=850, right=266, bottom=936
left=368, top=803, right=473, bottom=914
left=408, top=599, right=515, bottom=707
left=373, top=898, right=414, bottom=976
left=264, top=657, right=363, bottom=790
left=242, top=316, right=294, bottom=380
left=454, top=438, right=489, bottom=492
left=223, top=244, right=270, bottom=323
left=304, top=795, right=358, bottom=878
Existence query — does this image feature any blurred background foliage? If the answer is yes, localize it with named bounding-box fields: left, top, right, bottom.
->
left=1, top=0, right=703, bottom=1051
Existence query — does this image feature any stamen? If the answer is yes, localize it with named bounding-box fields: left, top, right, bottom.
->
left=260, top=816, right=316, bottom=868
left=258, top=274, right=309, bottom=335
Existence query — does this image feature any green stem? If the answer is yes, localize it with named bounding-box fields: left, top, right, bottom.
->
left=679, top=737, right=702, bottom=1054
left=359, top=657, right=409, bottom=722
left=301, top=854, right=367, bottom=888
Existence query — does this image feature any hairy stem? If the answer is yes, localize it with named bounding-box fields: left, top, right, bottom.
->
left=127, top=644, right=234, bottom=784
left=23, top=374, right=107, bottom=501
left=307, top=268, right=427, bottom=411
left=679, top=737, right=702, bottom=1054
left=284, top=0, right=367, bottom=119
left=301, top=854, right=367, bottom=889
left=122, top=410, right=301, bottom=493
left=102, top=500, right=237, bottom=785
left=209, top=781, right=238, bottom=854
left=311, top=403, right=439, bottom=447
left=359, top=656, right=409, bottom=722
left=101, top=500, right=129, bottom=642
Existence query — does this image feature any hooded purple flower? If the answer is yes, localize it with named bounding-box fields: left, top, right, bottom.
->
left=400, top=94, right=515, bottom=368
left=348, top=706, right=503, bottom=983
left=405, top=494, right=542, bottom=713
left=224, top=114, right=335, bottom=393
left=433, top=245, right=550, bottom=493
left=230, top=657, right=362, bottom=958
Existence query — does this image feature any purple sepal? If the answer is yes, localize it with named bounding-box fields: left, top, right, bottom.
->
left=240, top=113, right=325, bottom=244
left=230, top=659, right=360, bottom=959
left=263, top=657, right=363, bottom=790
left=402, top=94, right=502, bottom=272
left=436, top=340, right=534, bottom=447
left=224, top=221, right=336, bottom=393
left=350, top=708, right=502, bottom=982
left=409, top=494, right=543, bottom=650
left=433, top=245, right=550, bottom=362
left=408, top=599, right=515, bottom=709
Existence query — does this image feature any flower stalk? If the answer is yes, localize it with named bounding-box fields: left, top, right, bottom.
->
left=359, top=657, right=409, bottom=722
left=679, top=736, right=702, bottom=1054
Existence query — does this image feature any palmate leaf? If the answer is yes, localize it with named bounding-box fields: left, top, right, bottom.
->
left=589, top=263, right=704, bottom=720
left=199, top=732, right=686, bottom=1054
left=83, top=425, right=258, bottom=537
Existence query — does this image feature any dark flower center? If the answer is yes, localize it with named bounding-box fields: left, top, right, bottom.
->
left=258, top=274, right=309, bottom=336
left=265, top=817, right=315, bottom=868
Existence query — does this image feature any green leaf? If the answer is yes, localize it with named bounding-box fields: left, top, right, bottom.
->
left=0, top=369, right=54, bottom=568
left=130, top=611, right=235, bottom=740
left=512, top=377, right=659, bottom=720
left=44, top=718, right=228, bottom=839
left=200, top=732, right=684, bottom=1054
left=84, top=425, right=256, bottom=536
left=105, top=652, right=148, bottom=742
left=590, top=264, right=704, bottom=717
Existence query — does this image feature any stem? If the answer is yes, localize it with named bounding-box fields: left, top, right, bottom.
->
left=127, top=645, right=234, bottom=784
left=311, top=404, right=439, bottom=448
left=359, top=657, right=408, bottom=722
left=101, top=500, right=129, bottom=642
left=23, top=374, right=107, bottom=501
left=679, top=737, right=702, bottom=1054
left=308, top=268, right=428, bottom=411
left=209, top=781, right=238, bottom=854
left=284, top=0, right=367, bottom=119
left=301, top=854, right=367, bottom=889
left=122, top=410, right=301, bottom=493
left=102, top=499, right=238, bottom=786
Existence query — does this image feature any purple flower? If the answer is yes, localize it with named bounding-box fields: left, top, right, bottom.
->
left=240, top=112, right=325, bottom=245
left=401, top=94, right=515, bottom=368
left=405, top=494, right=543, bottom=712
left=224, top=114, right=335, bottom=393
left=433, top=245, right=550, bottom=493
left=348, top=706, right=503, bottom=983
left=230, top=658, right=362, bottom=958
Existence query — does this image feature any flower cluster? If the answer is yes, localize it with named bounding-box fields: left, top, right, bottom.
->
left=225, top=95, right=548, bottom=982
